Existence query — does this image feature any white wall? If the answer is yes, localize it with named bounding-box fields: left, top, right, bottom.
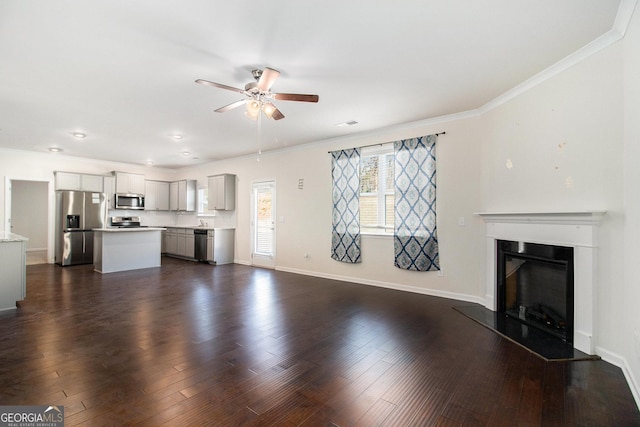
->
left=186, top=115, right=486, bottom=303
left=480, top=39, right=626, bottom=354
left=10, top=180, right=48, bottom=249
left=623, top=2, right=640, bottom=403
left=477, top=5, right=640, bottom=402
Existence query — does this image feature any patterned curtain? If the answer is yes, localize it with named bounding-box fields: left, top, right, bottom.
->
left=331, top=148, right=361, bottom=263
left=394, top=135, right=440, bottom=271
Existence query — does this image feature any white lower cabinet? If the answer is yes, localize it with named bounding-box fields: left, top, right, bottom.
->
left=0, top=237, right=27, bottom=311
left=163, top=228, right=195, bottom=259
left=164, top=230, right=178, bottom=254
left=176, top=232, right=186, bottom=256
left=184, top=233, right=195, bottom=258
left=163, top=227, right=234, bottom=265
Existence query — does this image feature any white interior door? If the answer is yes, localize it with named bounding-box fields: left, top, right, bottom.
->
left=251, top=180, right=276, bottom=269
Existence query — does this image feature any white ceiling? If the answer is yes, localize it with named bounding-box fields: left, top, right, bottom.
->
left=0, top=0, right=623, bottom=169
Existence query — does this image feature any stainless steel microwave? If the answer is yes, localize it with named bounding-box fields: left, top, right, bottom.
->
left=115, top=193, right=145, bottom=210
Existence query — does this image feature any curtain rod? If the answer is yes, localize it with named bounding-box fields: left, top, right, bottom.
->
left=328, top=131, right=446, bottom=153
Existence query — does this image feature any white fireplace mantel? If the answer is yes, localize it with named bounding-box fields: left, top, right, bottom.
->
left=476, top=211, right=605, bottom=225
left=476, top=211, right=605, bottom=355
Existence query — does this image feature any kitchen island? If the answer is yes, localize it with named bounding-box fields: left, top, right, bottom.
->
left=0, top=231, right=27, bottom=311
left=93, top=227, right=166, bottom=273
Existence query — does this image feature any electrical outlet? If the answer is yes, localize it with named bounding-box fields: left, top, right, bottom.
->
left=458, top=217, right=465, bottom=226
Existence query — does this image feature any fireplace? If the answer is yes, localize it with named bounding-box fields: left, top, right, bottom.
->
left=477, top=211, right=604, bottom=355
left=496, top=240, right=574, bottom=343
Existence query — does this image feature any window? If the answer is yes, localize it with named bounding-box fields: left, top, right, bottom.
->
left=197, top=188, right=209, bottom=215
left=360, top=148, right=394, bottom=234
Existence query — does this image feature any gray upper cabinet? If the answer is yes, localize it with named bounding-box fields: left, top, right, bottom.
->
left=208, top=174, right=235, bottom=211
left=169, top=180, right=196, bottom=211
left=145, top=180, right=170, bottom=211
left=114, top=172, right=145, bottom=195
left=54, top=171, right=104, bottom=192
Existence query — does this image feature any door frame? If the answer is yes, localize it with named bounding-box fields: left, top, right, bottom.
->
left=5, top=176, right=54, bottom=263
left=250, top=179, right=276, bottom=269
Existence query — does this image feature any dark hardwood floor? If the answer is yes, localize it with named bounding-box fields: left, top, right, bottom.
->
left=0, top=257, right=638, bottom=426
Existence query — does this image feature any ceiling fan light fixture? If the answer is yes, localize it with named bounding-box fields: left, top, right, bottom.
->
left=246, top=99, right=260, bottom=114
left=197, top=67, right=317, bottom=122
left=262, top=103, right=276, bottom=119
left=245, top=99, right=261, bottom=120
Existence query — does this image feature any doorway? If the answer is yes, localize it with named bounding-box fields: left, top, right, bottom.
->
left=251, top=180, right=276, bottom=269
left=7, top=179, right=50, bottom=264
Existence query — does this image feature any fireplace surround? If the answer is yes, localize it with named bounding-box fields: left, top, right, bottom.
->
left=477, top=212, right=604, bottom=355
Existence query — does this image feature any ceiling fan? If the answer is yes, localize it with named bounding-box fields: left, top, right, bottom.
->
left=196, top=67, right=319, bottom=121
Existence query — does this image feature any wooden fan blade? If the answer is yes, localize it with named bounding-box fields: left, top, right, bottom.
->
left=215, top=99, right=247, bottom=113
left=271, top=108, right=285, bottom=120
left=257, top=67, right=280, bottom=91
left=272, top=93, right=319, bottom=103
left=195, top=79, right=245, bottom=94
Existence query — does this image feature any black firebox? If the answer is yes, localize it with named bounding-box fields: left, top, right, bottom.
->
left=496, top=240, right=574, bottom=343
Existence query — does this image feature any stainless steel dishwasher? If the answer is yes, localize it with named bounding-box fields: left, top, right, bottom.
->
left=194, top=229, right=208, bottom=261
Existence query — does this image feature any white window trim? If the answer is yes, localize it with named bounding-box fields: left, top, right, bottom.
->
left=360, top=145, right=394, bottom=235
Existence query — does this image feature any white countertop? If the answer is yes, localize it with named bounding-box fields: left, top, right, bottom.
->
left=94, top=227, right=166, bottom=232
left=162, top=225, right=235, bottom=230
left=0, top=231, right=29, bottom=242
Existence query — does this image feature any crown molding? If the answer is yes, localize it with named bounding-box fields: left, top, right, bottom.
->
left=194, top=0, right=639, bottom=168
left=479, top=0, right=638, bottom=115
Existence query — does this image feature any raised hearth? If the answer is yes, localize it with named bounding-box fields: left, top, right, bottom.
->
left=477, top=211, right=604, bottom=355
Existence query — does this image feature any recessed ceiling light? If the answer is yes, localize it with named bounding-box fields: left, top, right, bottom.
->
left=49, top=147, right=63, bottom=152
left=182, top=151, right=190, bottom=157
left=336, top=120, right=358, bottom=127
left=72, top=132, right=86, bottom=138
left=173, top=134, right=183, bottom=140
left=145, top=160, right=154, bottom=166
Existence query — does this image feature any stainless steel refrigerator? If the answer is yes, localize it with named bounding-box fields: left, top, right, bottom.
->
left=55, top=191, right=107, bottom=266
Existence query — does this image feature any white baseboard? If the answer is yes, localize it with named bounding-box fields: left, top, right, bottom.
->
left=596, top=346, right=640, bottom=409
left=275, top=265, right=484, bottom=305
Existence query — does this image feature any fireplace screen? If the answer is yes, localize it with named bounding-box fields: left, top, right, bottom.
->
left=497, top=240, right=574, bottom=343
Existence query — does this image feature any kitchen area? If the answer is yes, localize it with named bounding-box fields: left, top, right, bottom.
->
left=53, top=170, right=236, bottom=273
left=0, top=169, right=236, bottom=311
